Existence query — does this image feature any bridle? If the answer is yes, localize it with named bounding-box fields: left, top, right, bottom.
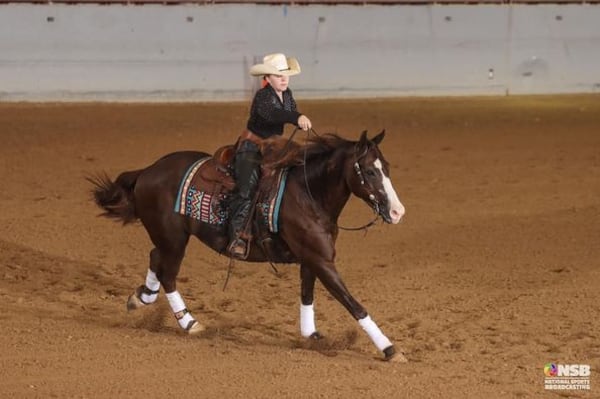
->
left=293, top=128, right=382, bottom=232
left=344, top=145, right=381, bottom=231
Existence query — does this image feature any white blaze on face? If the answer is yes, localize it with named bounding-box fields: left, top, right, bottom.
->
left=374, top=159, right=405, bottom=224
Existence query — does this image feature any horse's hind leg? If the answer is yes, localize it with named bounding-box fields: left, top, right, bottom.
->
left=155, top=245, right=205, bottom=335
left=127, top=233, right=205, bottom=335
left=127, top=248, right=162, bottom=310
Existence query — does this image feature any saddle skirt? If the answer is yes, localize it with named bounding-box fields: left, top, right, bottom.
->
left=173, top=153, right=289, bottom=234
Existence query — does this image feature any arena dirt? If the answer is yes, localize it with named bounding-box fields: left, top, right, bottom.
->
left=1, top=95, right=599, bottom=398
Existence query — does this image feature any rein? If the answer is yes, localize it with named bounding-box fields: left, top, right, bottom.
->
left=338, top=212, right=380, bottom=232
left=299, top=128, right=381, bottom=232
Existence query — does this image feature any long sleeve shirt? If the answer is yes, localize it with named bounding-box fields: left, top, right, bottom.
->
left=246, top=85, right=301, bottom=139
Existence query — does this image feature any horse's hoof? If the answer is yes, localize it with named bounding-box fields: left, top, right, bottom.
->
left=126, top=291, right=145, bottom=311
left=383, top=346, right=408, bottom=363
left=388, top=352, right=409, bottom=363
left=309, top=331, right=323, bottom=340
left=186, top=321, right=206, bottom=335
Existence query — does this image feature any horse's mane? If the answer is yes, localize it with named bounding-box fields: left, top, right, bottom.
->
left=267, top=133, right=354, bottom=169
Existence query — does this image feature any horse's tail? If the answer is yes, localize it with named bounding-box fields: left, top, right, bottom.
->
left=87, top=169, right=143, bottom=224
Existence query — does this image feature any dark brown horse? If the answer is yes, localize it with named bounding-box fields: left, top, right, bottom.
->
left=89, top=131, right=405, bottom=361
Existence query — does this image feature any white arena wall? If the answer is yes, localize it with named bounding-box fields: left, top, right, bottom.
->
left=1, top=2, right=599, bottom=101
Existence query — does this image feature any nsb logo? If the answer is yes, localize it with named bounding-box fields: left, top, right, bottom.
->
left=544, top=363, right=591, bottom=377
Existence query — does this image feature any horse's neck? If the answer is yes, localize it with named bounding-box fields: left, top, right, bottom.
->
left=304, top=158, right=351, bottom=223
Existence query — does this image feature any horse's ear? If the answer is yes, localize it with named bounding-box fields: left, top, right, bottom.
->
left=372, top=129, right=385, bottom=145
left=358, top=130, right=368, bottom=147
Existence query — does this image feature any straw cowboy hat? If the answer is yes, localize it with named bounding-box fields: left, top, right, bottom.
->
left=249, top=53, right=301, bottom=76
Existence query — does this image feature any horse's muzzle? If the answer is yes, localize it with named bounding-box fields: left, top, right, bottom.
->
left=379, top=201, right=404, bottom=224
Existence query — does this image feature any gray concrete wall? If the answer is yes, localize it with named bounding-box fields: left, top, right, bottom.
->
left=1, top=3, right=599, bottom=101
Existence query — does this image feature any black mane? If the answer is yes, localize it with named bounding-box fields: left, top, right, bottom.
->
left=270, top=133, right=355, bottom=169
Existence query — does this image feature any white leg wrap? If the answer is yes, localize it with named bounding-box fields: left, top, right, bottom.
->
left=166, top=291, right=195, bottom=329
left=141, top=269, right=160, bottom=304
left=300, top=303, right=317, bottom=337
left=358, top=315, right=393, bottom=352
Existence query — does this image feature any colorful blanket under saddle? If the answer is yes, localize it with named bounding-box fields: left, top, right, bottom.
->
left=173, top=156, right=289, bottom=233
left=258, top=168, right=289, bottom=234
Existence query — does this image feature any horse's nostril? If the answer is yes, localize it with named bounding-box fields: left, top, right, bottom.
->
left=390, top=209, right=404, bottom=221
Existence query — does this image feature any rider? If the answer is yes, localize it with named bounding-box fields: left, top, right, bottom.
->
left=227, top=53, right=312, bottom=259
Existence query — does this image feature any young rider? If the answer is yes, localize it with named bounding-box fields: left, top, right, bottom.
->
left=228, top=53, right=312, bottom=258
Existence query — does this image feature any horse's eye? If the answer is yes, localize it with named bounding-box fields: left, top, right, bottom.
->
left=366, top=169, right=377, bottom=177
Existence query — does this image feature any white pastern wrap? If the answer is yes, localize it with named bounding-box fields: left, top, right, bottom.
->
left=145, top=269, right=160, bottom=291
left=358, top=315, right=393, bottom=352
left=300, top=304, right=317, bottom=337
left=374, top=158, right=405, bottom=223
left=166, top=291, right=195, bottom=329
left=141, top=269, right=160, bottom=303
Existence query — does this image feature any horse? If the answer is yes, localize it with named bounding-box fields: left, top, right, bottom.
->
left=88, top=130, right=406, bottom=361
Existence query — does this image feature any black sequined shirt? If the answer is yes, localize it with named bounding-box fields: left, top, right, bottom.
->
left=246, top=84, right=301, bottom=139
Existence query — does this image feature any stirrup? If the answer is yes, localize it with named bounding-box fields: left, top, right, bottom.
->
left=227, top=238, right=249, bottom=260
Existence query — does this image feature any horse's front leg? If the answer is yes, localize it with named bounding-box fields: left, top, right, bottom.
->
left=310, top=260, right=406, bottom=362
left=282, top=211, right=403, bottom=361
left=300, top=264, right=322, bottom=339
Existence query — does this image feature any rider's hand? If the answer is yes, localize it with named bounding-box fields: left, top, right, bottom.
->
left=298, top=115, right=312, bottom=131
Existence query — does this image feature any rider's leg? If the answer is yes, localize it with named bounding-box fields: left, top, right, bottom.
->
left=228, top=142, right=262, bottom=258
